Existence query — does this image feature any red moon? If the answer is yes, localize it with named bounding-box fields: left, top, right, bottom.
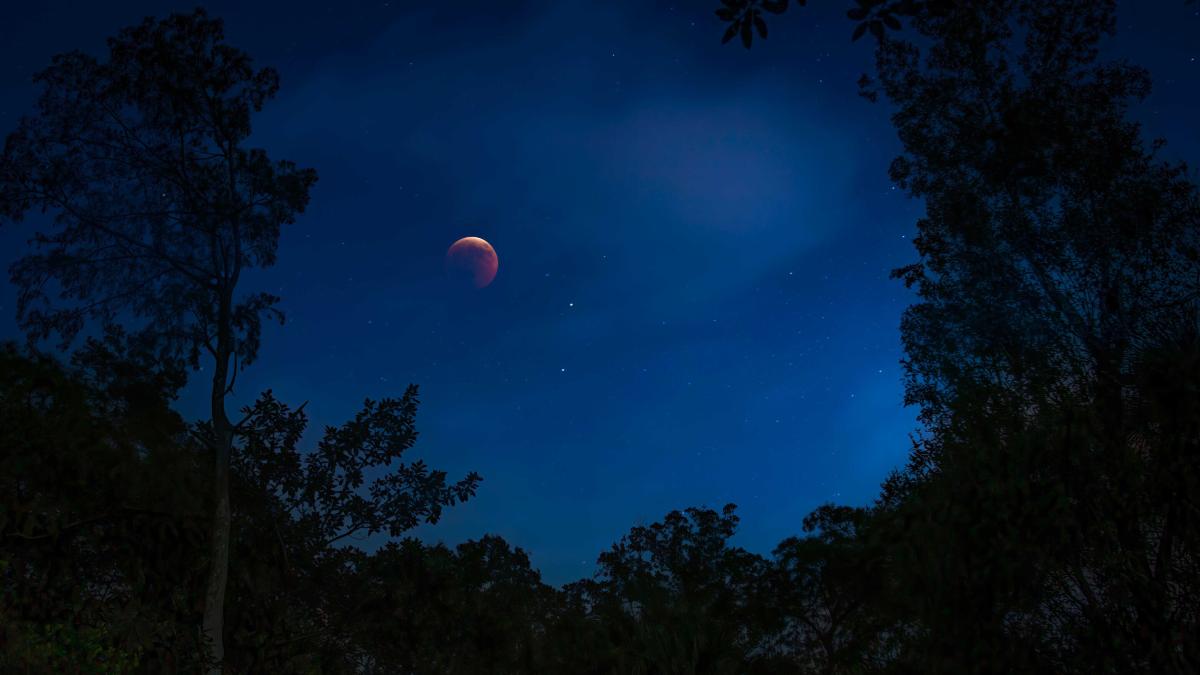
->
left=445, top=236, right=499, bottom=288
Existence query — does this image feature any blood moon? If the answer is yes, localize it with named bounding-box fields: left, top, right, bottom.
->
left=445, top=236, right=499, bottom=289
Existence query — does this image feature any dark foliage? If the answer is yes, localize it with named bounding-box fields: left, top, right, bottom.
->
left=0, top=338, right=208, bottom=671
left=0, top=8, right=321, bottom=670
left=718, top=0, right=1200, bottom=672
left=1, top=1, right=1198, bottom=672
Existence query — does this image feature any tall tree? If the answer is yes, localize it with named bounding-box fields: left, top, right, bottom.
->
left=870, top=3, right=1200, bottom=670
left=0, top=10, right=316, bottom=671
left=719, top=0, right=1200, bottom=671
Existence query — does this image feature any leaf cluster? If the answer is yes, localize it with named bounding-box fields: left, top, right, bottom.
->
left=0, top=9, right=316, bottom=372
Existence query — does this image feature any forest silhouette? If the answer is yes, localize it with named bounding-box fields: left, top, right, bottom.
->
left=1, top=1, right=1198, bottom=673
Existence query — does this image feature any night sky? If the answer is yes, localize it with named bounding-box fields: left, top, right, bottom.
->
left=2, top=1, right=1197, bottom=586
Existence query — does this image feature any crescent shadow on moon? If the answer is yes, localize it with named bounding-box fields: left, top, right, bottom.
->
left=446, top=236, right=499, bottom=289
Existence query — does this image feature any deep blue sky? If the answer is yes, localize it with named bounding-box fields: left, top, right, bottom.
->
left=2, top=1, right=1197, bottom=586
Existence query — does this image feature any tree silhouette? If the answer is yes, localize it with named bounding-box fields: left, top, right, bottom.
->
left=0, top=9, right=317, bottom=671
left=719, top=1, right=1200, bottom=671
left=328, top=535, right=553, bottom=673
left=572, top=504, right=770, bottom=674
left=3, top=1, right=1199, bottom=671
left=868, top=3, right=1200, bottom=670
left=0, top=337, right=485, bottom=671
left=763, top=504, right=892, bottom=673
left=226, top=389, right=481, bottom=669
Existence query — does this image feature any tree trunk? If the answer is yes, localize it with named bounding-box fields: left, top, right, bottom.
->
left=201, top=300, right=234, bottom=674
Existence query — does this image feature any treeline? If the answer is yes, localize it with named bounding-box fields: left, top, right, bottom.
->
left=3, top=322, right=1196, bottom=674
left=3, top=1, right=1200, bottom=672
left=0, top=336, right=890, bottom=673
